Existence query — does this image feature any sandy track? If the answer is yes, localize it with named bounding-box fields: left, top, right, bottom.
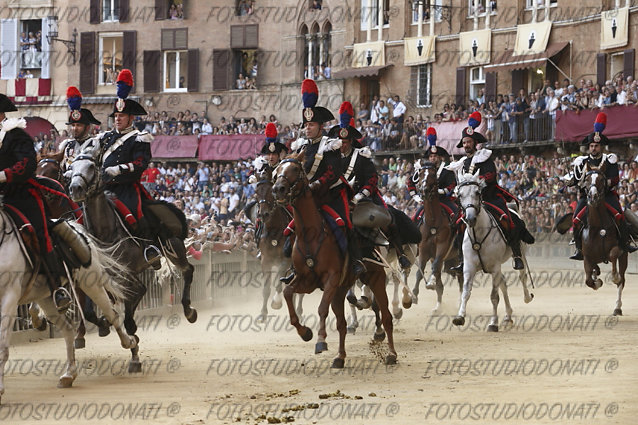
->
left=3, top=262, right=637, bottom=425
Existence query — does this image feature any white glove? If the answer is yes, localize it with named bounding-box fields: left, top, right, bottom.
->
left=248, top=175, right=257, bottom=184
left=412, top=194, right=423, bottom=204
left=353, top=192, right=364, bottom=204
left=437, top=188, right=446, bottom=195
left=104, top=165, right=122, bottom=177
left=0, top=171, right=6, bottom=183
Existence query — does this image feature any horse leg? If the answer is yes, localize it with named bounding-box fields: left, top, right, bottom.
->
left=330, top=285, right=349, bottom=368
left=367, top=269, right=396, bottom=364
left=37, top=297, right=78, bottom=389
left=497, top=271, right=514, bottom=329
left=28, top=302, right=47, bottom=332
left=347, top=301, right=359, bottom=334
left=121, top=277, right=146, bottom=373
left=0, top=289, right=20, bottom=403
left=258, top=263, right=273, bottom=322
left=391, top=272, right=402, bottom=319
left=454, top=267, right=475, bottom=326
left=487, top=274, right=500, bottom=332
left=425, top=256, right=440, bottom=291
left=359, top=283, right=373, bottom=310
left=168, top=238, right=197, bottom=323
left=412, top=256, right=424, bottom=303
left=283, top=280, right=313, bottom=341
left=271, top=260, right=287, bottom=310
left=614, top=252, right=627, bottom=316
left=583, top=258, right=600, bottom=290
left=295, top=293, right=304, bottom=318
left=315, top=276, right=339, bottom=355
left=371, top=301, right=385, bottom=341
left=519, top=255, right=534, bottom=304
left=74, top=290, right=86, bottom=348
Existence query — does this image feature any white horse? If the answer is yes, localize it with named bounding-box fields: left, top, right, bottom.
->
left=0, top=211, right=134, bottom=402
left=452, top=171, right=534, bottom=331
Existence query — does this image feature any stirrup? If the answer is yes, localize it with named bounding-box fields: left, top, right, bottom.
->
left=280, top=272, right=295, bottom=284
left=398, top=254, right=411, bottom=269
left=352, top=260, right=367, bottom=277
left=569, top=250, right=583, bottom=261
left=53, top=287, right=72, bottom=312
left=512, top=257, right=524, bottom=270
left=144, top=245, right=162, bottom=270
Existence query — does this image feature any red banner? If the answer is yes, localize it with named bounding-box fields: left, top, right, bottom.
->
left=556, top=105, right=638, bottom=142
left=198, top=135, right=264, bottom=161
left=151, top=135, right=199, bottom=158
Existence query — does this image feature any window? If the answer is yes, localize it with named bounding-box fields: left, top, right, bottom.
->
left=411, top=0, right=442, bottom=23
left=469, top=66, right=485, bottom=101
left=417, top=64, right=432, bottom=107
left=103, top=0, right=120, bottom=22
left=300, top=23, right=331, bottom=81
left=167, top=0, right=185, bottom=19
left=360, top=0, right=390, bottom=31
left=163, top=51, right=187, bottom=92
left=610, top=52, right=624, bottom=80
left=236, top=0, right=254, bottom=16
left=99, top=33, right=123, bottom=85
left=309, top=0, right=323, bottom=9
left=19, top=20, right=42, bottom=70
left=525, top=0, right=557, bottom=8
left=234, top=49, right=257, bottom=89
left=467, top=0, right=498, bottom=16
left=162, top=28, right=188, bottom=50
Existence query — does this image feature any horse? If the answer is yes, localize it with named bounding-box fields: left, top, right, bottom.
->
left=580, top=164, right=627, bottom=315
left=411, top=163, right=462, bottom=313
left=67, top=141, right=196, bottom=373
left=250, top=168, right=303, bottom=321
left=36, top=151, right=65, bottom=182
left=272, top=154, right=396, bottom=366
left=452, top=171, right=534, bottom=332
left=0, top=211, right=134, bottom=402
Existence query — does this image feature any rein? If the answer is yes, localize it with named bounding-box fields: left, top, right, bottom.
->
left=457, top=180, right=497, bottom=273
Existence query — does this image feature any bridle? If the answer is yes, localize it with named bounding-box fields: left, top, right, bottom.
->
left=456, top=180, right=483, bottom=219
left=420, top=166, right=439, bottom=200
left=255, top=179, right=277, bottom=220
left=70, top=152, right=103, bottom=198
left=584, top=169, right=606, bottom=206
left=37, top=158, right=63, bottom=182
left=275, top=158, right=308, bottom=205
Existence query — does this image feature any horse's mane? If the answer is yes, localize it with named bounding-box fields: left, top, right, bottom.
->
left=37, top=150, right=64, bottom=163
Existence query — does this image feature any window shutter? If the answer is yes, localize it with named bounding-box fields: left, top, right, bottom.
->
left=596, top=53, right=606, bottom=88
left=245, top=25, right=258, bottom=48
left=230, top=26, right=244, bottom=48
left=155, top=0, right=167, bottom=20
left=455, top=67, right=466, bottom=106
left=143, top=50, right=161, bottom=92
left=213, top=49, right=231, bottom=91
left=40, top=17, right=51, bottom=79
left=0, top=19, right=18, bottom=80
left=123, top=31, right=137, bottom=92
left=511, top=69, right=524, bottom=94
left=623, top=49, right=635, bottom=80
left=485, top=71, right=496, bottom=103
left=175, top=29, right=188, bottom=50
left=79, top=32, right=96, bottom=94
left=188, top=49, right=199, bottom=92
left=90, top=0, right=100, bottom=24
left=120, top=0, right=130, bottom=22
left=161, top=30, right=174, bottom=50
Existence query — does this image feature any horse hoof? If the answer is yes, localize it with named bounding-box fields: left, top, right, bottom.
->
left=613, top=308, right=623, bottom=316
left=373, top=331, right=386, bottom=342
left=425, top=282, right=436, bottom=291
left=331, top=358, right=345, bottom=369
left=57, top=376, right=75, bottom=388
left=412, top=295, right=418, bottom=305
left=487, top=324, right=499, bottom=332
left=357, top=296, right=371, bottom=310
left=394, top=309, right=403, bottom=320
left=256, top=314, right=267, bottom=323
left=186, top=308, right=198, bottom=324
left=502, top=319, right=514, bottom=328
left=452, top=316, right=465, bottom=326
left=315, top=341, right=328, bottom=354
left=128, top=361, right=142, bottom=374
left=74, top=338, right=85, bottom=349
left=525, top=294, right=534, bottom=304
left=98, top=325, right=111, bottom=337
left=385, top=354, right=397, bottom=365
left=346, top=293, right=358, bottom=306
left=271, top=298, right=283, bottom=310
left=35, top=320, right=47, bottom=332
left=402, top=299, right=412, bottom=309
left=347, top=326, right=357, bottom=335
left=301, top=327, right=313, bottom=342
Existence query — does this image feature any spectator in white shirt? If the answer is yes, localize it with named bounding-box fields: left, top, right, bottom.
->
left=387, top=95, right=406, bottom=127
left=201, top=118, right=213, bottom=135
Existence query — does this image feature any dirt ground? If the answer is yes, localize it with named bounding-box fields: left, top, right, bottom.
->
left=3, top=258, right=638, bottom=425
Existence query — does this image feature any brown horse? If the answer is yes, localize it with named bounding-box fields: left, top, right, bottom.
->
left=272, top=154, right=396, bottom=367
left=36, top=151, right=65, bottom=182
left=581, top=164, right=627, bottom=315
left=412, top=163, right=461, bottom=312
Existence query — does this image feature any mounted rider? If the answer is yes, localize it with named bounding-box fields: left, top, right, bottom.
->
left=59, top=87, right=101, bottom=174
left=91, top=69, right=160, bottom=269
left=408, top=126, right=459, bottom=221
left=328, top=101, right=413, bottom=269
left=0, top=94, right=73, bottom=311
left=280, top=79, right=366, bottom=283
left=568, top=112, right=637, bottom=260
left=448, top=111, right=534, bottom=271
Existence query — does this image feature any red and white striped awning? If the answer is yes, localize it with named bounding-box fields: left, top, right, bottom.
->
left=6, top=78, right=52, bottom=104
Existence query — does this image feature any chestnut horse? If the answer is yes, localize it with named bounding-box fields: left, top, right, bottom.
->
left=581, top=164, right=627, bottom=315
left=412, top=163, right=462, bottom=312
left=272, top=154, right=396, bottom=367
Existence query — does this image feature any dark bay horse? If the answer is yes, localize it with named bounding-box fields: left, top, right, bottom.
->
left=272, top=154, right=396, bottom=367
left=581, top=164, right=627, bottom=315
left=411, top=163, right=461, bottom=312
left=251, top=171, right=303, bottom=321
left=68, top=142, right=197, bottom=373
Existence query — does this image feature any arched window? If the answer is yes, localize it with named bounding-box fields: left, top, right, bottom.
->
left=300, top=21, right=332, bottom=81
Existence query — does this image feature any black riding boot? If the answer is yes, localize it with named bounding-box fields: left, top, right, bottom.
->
left=509, top=238, right=525, bottom=270
left=450, top=231, right=464, bottom=274
left=618, top=220, right=638, bottom=253
left=137, top=216, right=161, bottom=270
left=569, top=225, right=583, bottom=260
left=386, top=222, right=411, bottom=268
left=42, top=251, right=72, bottom=312
left=347, top=228, right=367, bottom=278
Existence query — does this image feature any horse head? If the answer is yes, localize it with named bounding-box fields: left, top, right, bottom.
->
left=36, top=152, right=63, bottom=182
left=255, top=175, right=276, bottom=221
left=272, top=152, right=307, bottom=205
left=68, top=140, right=102, bottom=203
left=584, top=163, right=606, bottom=208
left=419, top=161, right=438, bottom=200
left=455, top=170, right=485, bottom=228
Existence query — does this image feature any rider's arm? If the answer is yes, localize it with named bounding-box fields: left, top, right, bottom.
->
left=310, top=149, right=341, bottom=192
left=109, top=136, right=152, bottom=183
left=1, top=128, right=37, bottom=184
left=438, top=169, right=456, bottom=196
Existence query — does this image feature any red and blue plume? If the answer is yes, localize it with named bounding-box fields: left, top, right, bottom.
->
left=265, top=122, right=278, bottom=142
left=594, top=112, right=607, bottom=133
left=338, top=101, right=354, bottom=128
left=468, top=111, right=481, bottom=129
left=301, top=79, right=318, bottom=109
left=426, top=127, right=437, bottom=146
left=66, top=86, right=82, bottom=111
left=116, top=69, right=134, bottom=99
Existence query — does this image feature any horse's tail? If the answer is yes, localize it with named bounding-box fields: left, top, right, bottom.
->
left=68, top=221, right=132, bottom=301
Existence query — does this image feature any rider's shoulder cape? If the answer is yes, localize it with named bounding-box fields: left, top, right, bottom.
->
left=0, top=117, right=27, bottom=149
left=290, top=136, right=341, bottom=154
left=446, top=148, right=492, bottom=173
